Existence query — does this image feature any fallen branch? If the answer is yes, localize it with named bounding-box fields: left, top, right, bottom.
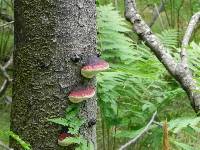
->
left=119, top=111, right=157, bottom=150
left=125, top=0, right=200, bottom=113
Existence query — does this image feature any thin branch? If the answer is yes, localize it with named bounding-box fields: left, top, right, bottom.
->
left=0, top=54, right=13, bottom=80
left=155, top=3, right=164, bottom=29
left=4, top=96, right=12, bottom=104
left=149, top=0, right=166, bottom=27
left=0, top=80, right=10, bottom=97
left=0, top=54, right=13, bottom=97
left=4, top=54, right=13, bottom=70
left=0, top=21, right=14, bottom=28
left=0, top=66, right=12, bottom=82
left=119, top=111, right=157, bottom=150
left=0, top=12, right=13, bottom=22
left=181, top=12, right=200, bottom=66
left=125, top=0, right=177, bottom=76
left=153, top=121, right=163, bottom=127
left=125, top=0, right=200, bottom=113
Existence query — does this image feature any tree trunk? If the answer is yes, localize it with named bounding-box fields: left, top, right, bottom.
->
left=10, top=0, right=97, bottom=149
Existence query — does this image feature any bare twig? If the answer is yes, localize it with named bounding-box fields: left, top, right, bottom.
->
left=4, top=54, right=13, bottom=70
left=149, top=0, right=166, bottom=27
left=0, top=80, right=10, bottom=97
left=0, top=57, right=12, bottom=82
left=125, top=0, right=200, bottom=113
left=181, top=12, right=200, bottom=66
left=154, top=3, right=164, bottom=29
left=0, top=21, right=14, bottom=28
left=153, top=121, right=163, bottom=127
left=119, top=111, right=157, bottom=150
left=0, top=12, right=13, bottom=22
left=0, top=54, right=13, bottom=97
left=0, top=65, right=12, bottom=82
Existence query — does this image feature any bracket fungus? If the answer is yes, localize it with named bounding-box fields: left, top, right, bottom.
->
left=68, top=86, right=95, bottom=103
left=58, top=132, right=75, bottom=146
left=81, top=56, right=109, bottom=78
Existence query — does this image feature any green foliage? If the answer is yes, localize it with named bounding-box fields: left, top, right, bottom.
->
left=168, top=117, right=200, bottom=133
left=0, top=130, right=31, bottom=150
left=156, top=29, right=178, bottom=50
left=97, top=4, right=134, bottom=62
left=9, top=131, right=31, bottom=150
left=97, top=3, right=200, bottom=150
left=48, top=104, right=93, bottom=149
left=192, top=0, right=200, bottom=12
left=75, top=139, right=94, bottom=150
left=0, top=0, right=13, bottom=62
left=187, top=42, right=200, bottom=84
left=58, top=135, right=93, bottom=150
left=48, top=104, right=85, bottom=135
left=0, top=30, right=13, bottom=61
left=171, top=140, right=195, bottom=150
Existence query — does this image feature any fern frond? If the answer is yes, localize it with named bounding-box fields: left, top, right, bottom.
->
left=156, top=29, right=178, bottom=50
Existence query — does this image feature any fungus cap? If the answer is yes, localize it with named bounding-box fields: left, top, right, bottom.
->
left=68, top=87, right=95, bottom=103
left=58, top=133, right=74, bottom=146
left=81, top=57, right=109, bottom=78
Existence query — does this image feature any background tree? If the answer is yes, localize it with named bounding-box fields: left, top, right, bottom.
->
left=10, top=0, right=97, bottom=149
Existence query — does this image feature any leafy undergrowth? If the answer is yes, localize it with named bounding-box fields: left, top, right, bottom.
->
left=0, top=105, right=10, bottom=144
left=97, top=4, right=200, bottom=150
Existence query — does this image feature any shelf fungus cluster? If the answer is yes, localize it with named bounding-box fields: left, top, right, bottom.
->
left=68, top=56, right=109, bottom=104
left=58, top=56, right=109, bottom=147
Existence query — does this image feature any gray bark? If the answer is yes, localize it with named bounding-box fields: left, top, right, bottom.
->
left=125, top=0, right=200, bottom=113
left=11, top=0, right=97, bottom=150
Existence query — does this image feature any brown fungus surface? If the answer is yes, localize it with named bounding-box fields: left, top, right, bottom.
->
left=81, top=56, right=109, bottom=78
left=58, top=132, right=75, bottom=147
left=68, top=86, right=95, bottom=103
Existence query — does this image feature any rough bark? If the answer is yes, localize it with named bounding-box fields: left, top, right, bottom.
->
left=125, top=0, right=200, bottom=113
left=11, top=0, right=97, bottom=150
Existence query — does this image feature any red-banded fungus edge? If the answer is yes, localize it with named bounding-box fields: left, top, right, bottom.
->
left=58, top=133, right=74, bottom=146
left=81, top=56, right=109, bottom=78
left=68, top=86, right=95, bottom=103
